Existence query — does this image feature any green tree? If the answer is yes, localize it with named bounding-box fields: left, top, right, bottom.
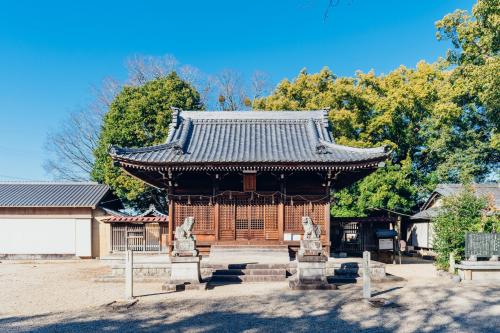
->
left=92, top=72, right=202, bottom=208
left=436, top=0, right=500, bottom=169
left=331, top=157, right=417, bottom=216
left=255, top=1, right=498, bottom=215
left=433, top=185, right=495, bottom=269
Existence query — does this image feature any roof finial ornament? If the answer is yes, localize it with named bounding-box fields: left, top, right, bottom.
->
left=171, top=106, right=182, bottom=129
left=321, top=108, right=330, bottom=126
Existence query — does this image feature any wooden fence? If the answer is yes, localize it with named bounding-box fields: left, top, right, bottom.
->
left=111, top=223, right=167, bottom=252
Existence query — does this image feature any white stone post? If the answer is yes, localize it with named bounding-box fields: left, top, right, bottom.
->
left=363, top=251, right=371, bottom=299
left=449, top=252, right=456, bottom=274
left=125, top=250, right=134, bottom=300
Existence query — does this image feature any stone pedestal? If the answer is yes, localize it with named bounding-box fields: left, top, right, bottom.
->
left=289, top=239, right=337, bottom=291
left=162, top=256, right=206, bottom=291
left=457, top=260, right=500, bottom=282
left=289, top=255, right=336, bottom=290
left=298, top=239, right=323, bottom=257
left=162, top=237, right=205, bottom=291
left=171, top=239, right=198, bottom=257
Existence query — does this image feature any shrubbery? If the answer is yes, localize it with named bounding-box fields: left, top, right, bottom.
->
left=433, top=185, right=499, bottom=270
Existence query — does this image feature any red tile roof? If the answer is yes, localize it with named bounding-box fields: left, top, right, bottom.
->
left=104, top=216, right=167, bottom=223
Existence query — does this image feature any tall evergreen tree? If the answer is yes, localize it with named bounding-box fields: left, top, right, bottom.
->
left=92, top=72, right=202, bottom=209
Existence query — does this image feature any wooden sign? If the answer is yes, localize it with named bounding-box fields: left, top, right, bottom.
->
left=378, top=238, right=393, bottom=250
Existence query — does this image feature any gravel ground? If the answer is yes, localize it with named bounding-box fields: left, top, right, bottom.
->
left=1, top=260, right=499, bottom=333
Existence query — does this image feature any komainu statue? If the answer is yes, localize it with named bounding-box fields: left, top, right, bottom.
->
left=175, top=217, right=195, bottom=240
left=302, top=216, right=321, bottom=240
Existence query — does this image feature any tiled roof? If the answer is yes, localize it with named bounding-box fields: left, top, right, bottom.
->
left=110, top=110, right=389, bottom=169
left=410, top=207, right=441, bottom=220
left=434, top=184, right=499, bottom=207
left=103, top=216, right=167, bottom=223
left=0, top=182, right=111, bottom=208
left=411, top=183, right=499, bottom=220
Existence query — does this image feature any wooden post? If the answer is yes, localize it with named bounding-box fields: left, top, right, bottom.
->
left=397, top=216, right=402, bottom=265
left=168, top=200, right=174, bottom=253
left=278, top=174, right=285, bottom=244
left=363, top=251, right=371, bottom=299
left=214, top=201, right=220, bottom=242
left=213, top=173, right=220, bottom=242
left=325, top=202, right=331, bottom=256
left=278, top=201, right=284, bottom=244
left=125, top=250, right=134, bottom=300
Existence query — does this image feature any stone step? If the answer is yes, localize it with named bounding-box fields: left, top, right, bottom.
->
left=205, top=263, right=288, bottom=270
left=210, top=274, right=287, bottom=282
left=212, top=268, right=286, bottom=276
left=209, top=245, right=290, bottom=264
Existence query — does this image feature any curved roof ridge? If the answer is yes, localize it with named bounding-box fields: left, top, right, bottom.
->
left=180, top=110, right=328, bottom=120
left=318, top=139, right=388, bottom=154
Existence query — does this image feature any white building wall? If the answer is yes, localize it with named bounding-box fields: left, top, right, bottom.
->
left=0, top=218, right=92, bottom=255
left=75, top=218, right=91, bottom=257
left=408, top=222, right=433, bottom=249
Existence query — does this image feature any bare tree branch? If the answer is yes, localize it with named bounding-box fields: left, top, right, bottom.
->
left=251, top=70, right=270, bottom=100
left=215, top=69, right=247, bottom=111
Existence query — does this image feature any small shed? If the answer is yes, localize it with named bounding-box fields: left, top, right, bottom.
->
left=408, top=183, right=499, bottom=250
left=0, top=182, right=119, bottom=259
left=103, top=205, right=168, bottom=253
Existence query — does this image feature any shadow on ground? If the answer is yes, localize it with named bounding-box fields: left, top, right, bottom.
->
left=1, top=284, right=499, bottom=333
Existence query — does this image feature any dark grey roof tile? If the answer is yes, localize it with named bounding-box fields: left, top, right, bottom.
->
left=0, top=182, right=110, bottom=208
left=110, top=110, right=389, bottom=166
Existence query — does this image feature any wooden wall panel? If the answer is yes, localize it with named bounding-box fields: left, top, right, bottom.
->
left=284, top=199, right=328, bottom=235
left=173, top=200, right=215, bottom=233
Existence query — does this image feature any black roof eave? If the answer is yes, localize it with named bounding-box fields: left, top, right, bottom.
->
left=114, top=158, right=388, bottom=172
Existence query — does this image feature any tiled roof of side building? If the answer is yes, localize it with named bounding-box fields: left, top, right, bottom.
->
left=434, top=183, right=500, bottom=207
left=0, top=182, right=111, bottom=208
left=411, top=183, right=499, bottom=220
left=110, top=110, right=390, bottom=167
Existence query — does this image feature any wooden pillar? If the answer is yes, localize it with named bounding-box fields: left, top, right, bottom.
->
left=278, top=173, right=285, bottom=243
left=278, top=201, right=284, bottom=244
left=213, top=173, right=220, bottom=242
left=325, top=201, right=331, bottom=255
left=214, top=202, right=220, bottom=242
left=325, top=171, right=332, bottom=255
left=168, top=199, right=174, bottom=253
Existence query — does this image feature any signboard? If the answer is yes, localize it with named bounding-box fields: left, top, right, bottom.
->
left=465, top=233, right=500, bottom=258
left=378, top=238, right=393, bottom=250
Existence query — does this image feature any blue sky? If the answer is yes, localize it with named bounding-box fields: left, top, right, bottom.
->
left=0, top=0, right=475, bottom=180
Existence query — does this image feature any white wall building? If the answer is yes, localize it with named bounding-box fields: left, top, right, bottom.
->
left=0, top=182, right=117, bottom=259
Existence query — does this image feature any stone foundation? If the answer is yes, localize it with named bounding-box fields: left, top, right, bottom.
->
left=105, top=257, right=387, bottom=282
left=457, top=260, right=500, bottom=281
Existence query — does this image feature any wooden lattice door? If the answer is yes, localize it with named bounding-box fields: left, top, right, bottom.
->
left=219, top=196, right=278, bottom=241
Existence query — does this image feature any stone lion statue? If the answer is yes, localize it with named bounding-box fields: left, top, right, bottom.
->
left=175, top=216, right=195, bottom=240
left=302, top=216, right=321, bottom=240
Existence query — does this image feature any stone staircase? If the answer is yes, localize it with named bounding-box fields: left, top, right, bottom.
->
left=209, top=263, right=288, bottom=283
left=208, top=245, right=290, bottom=264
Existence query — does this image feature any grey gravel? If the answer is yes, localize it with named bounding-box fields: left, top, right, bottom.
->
left=0, top=261, right=499, bottom=333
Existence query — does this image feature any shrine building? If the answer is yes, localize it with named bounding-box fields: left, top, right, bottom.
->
left=109, top=109, right=389, bottom=255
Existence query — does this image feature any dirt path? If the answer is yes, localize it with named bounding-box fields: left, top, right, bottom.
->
left=1, top=261, right=499, bottom=332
